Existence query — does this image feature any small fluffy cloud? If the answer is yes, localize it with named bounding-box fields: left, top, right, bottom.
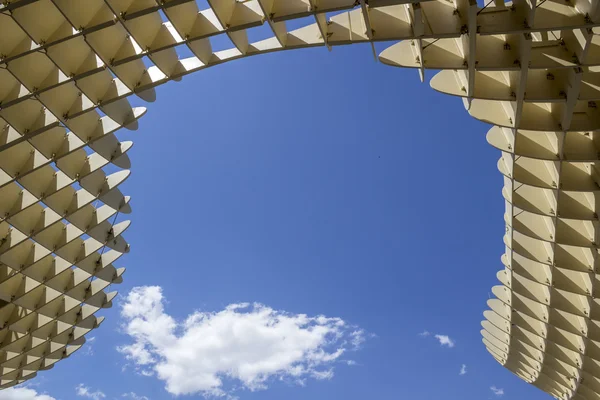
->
left=122, top=393, right=149, bottom=400
left=490, top=386, right=504, bottom=396
left=434, top=334, right=455, bottom=348
left=419, top=331, right=455, bottom=348
left=76, top=384, right=106, bottom=400
left=118, top=286, right=367, bottom=397
left=459, top=364, right=467, bottom=375
left=0, top=386, right=56, bottom=400
left=80, top=337, right=96, bottom=356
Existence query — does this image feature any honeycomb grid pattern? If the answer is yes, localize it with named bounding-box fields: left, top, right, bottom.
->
left=2, top=0, right=600, bottom=398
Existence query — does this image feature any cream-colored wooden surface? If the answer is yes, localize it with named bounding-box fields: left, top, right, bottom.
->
left=3, top=0, right=600, bottom=397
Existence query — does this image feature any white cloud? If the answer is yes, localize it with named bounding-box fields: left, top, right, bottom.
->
left=459, top=364, right=467, bottom=375
left=76, top=384, right=106, bottom=400
left=122, top=393, right=149, bottom=400
left=434, top=334, right=455, bottom=348
left=418, top=330, right=430, bottom=337
left=490, top=386, right=504, bottom=396
left=80, top=337, right=96, bottom=356
left=118, top=286, right=367, bottom=397
left=0, top=386, right=56, bottom=400
left=350, top=330, right=366, bottom=348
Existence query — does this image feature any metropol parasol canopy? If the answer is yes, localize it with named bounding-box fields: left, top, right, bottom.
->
left=2, top=0, right=600, bottom=398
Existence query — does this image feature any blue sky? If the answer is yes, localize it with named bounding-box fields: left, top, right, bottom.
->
left=3, top=42, right=553, bottom=400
